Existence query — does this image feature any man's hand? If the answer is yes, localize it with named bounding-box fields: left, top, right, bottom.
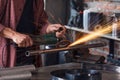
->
left=46, top=24, right=66, bottom=39
left=11, top=32, right=33, bottom=47
left=0, top=28, right=33, bottom=47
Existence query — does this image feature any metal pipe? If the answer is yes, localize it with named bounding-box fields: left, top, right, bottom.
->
left=25, top=42, right=107, bottom=56
left=0, top=65, right=35, bottom=75
left=0, top=71, right=32, bottom=80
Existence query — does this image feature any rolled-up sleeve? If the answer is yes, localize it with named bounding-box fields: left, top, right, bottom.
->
left=39, top=10, right=49, bottom=35
left=34, top=0, right=49, bottom=35
left=40, top=23, right=49, bottom=34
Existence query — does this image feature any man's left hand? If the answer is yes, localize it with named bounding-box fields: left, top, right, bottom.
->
left=46, top=24, right=66, bottom=39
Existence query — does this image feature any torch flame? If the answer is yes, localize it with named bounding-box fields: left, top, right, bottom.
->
left=69, top=25, right=112, bottom=47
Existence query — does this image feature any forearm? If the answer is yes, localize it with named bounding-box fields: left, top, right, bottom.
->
left=0, top=27, right=16, bottom=40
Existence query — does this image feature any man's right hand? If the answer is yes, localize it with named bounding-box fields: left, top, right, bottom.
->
left=12, top=32, right=33, bottom=47
left=0, top=28, right=33, bottom=47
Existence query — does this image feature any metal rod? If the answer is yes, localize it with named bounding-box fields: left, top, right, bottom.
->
left=0, top=65, right=35, bottom=75
left=0, top=71, right=32, bottom=80
left=25, top=42, right=107, bottom=56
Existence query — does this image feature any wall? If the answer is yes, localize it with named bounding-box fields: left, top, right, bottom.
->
left=45, top=0, right=70, bottom=24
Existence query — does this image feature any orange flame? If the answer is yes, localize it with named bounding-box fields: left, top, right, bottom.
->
left=69, top=25, right=112, bottom=47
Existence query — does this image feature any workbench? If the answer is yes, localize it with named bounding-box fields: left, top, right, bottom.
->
left=31, top=62, right=120, bottom=80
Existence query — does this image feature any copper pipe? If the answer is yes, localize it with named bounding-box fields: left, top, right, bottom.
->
left=25, top=42, right=107, bottom=56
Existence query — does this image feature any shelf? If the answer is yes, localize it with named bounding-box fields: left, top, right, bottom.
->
left=65, top=25, right=120, bottom=42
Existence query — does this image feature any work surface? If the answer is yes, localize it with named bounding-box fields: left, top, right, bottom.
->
left=31, top=62, right=120, bottom=80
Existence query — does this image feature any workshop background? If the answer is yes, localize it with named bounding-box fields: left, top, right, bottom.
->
left=42, top=0, right=120, bottom=66
left=2, top=0, right=120, bottom=80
